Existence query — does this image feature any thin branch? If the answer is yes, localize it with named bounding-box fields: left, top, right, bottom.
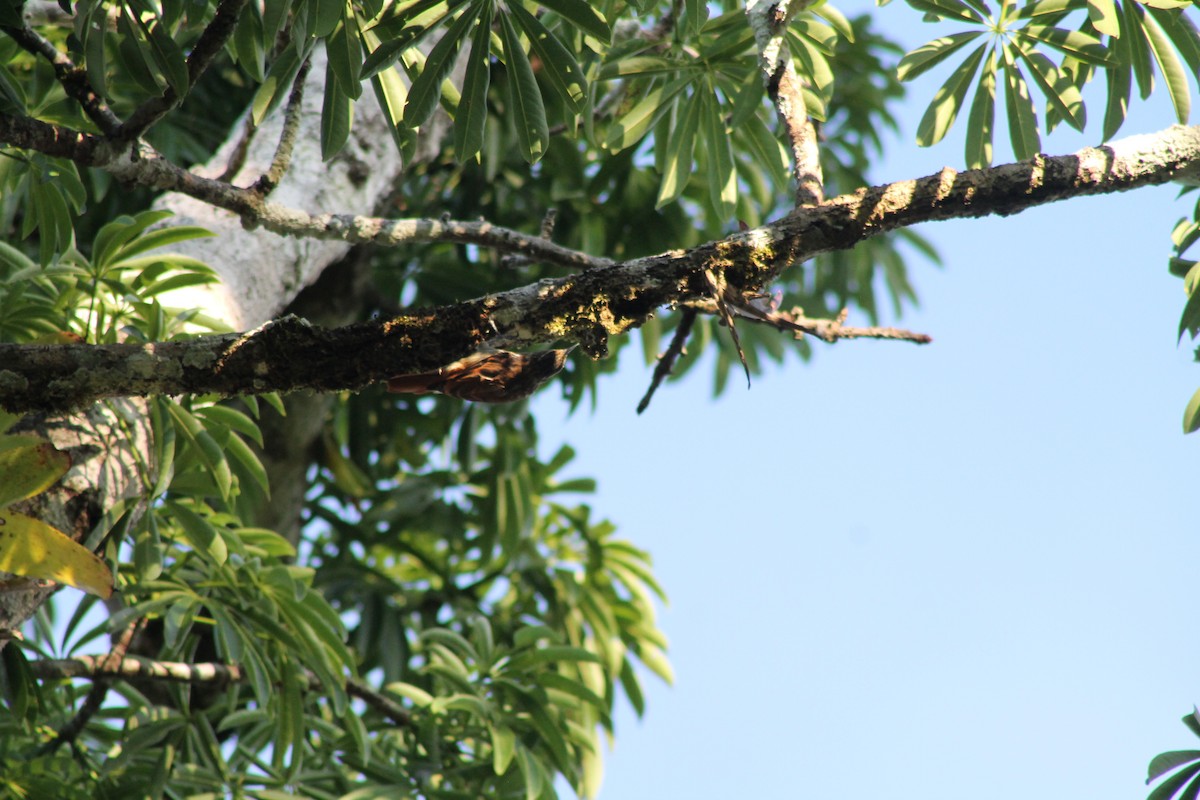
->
left=39, top=618, right=146, bottom=755
left=115, top=0, right=250, bottom=141
left=0, top=23, right=122, bottom=134
left=746, top=0, right=823, bottom=206
left=27, top=655, right=411, bottom=727
left=637, top=308, right=696, bottom=414
left=250, top=55, right=313, bottom=196
left=725, top=299, right=932, bottom=344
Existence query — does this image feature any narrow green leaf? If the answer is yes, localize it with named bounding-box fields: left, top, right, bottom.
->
left=1017, top=49, right=1085, bottom=131
left=164, top=500, right=228, bottom=564
left=327, top=19, right=364, bottom=99
left=683, top=0, right=708, bottom=37
left=133, top=11, right=189, bottom=97
left=815, top=3, right=855, bottom=41
left=1120, top=0, right=1155, bottom=98
left=1149, top=762, right=1200, bottom=800
left=1087, top=0, right=1120, bottom=37
left=603, top=76, right=690, bottom=152
left=1017, top=24, right=1114, bottom=64
left=966, top=48, right=997, bottom=167
left=252, top=43, right=304, bottom=125
left=537, top=0, right=611, bottom=42
left=321, top=60, right=355, bottom=160
left=1003, top=52, right=1040, bottom=159
left=499, top=11, right=549, bottom=162
left=164, top=401, right=233, bottom=501
left=508, top=2, right=587, bottom=113
left=915, top=42, right=987, bottom=146
left=404, top=4, right=478, bottom=127
left=0, top=442, right=70, bottom=508
left=491, top=723, right=516, bottom=774
left=906, top=0, right=985, bottom=23
left=656, top=91, right=702, bottom=207
left=701, top=88, right=736, bottom=222
left=1143, top=11, right=1191, bottom=123
left=1016, top=0, right=1080, bottom=18
left=1102, top=30, right=1132, bottom=139
left=1148, top=8, right=1200, bottom=76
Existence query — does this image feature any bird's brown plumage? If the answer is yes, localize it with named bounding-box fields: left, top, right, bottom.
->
left=386, top=348, right=572, bottom=403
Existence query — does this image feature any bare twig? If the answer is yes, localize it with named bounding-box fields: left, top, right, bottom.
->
left=703, top=267, right=751, bottom=388
left=745, top=0, right=823, bottom=206
left=637, top=308, right=696, bottom=414
left=251, top=56, right=313, bottom=196
left=727, top=298, right=932, bottom=344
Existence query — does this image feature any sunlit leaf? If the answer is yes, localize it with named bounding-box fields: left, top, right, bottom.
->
left=0, top=511, right=113, bottom=598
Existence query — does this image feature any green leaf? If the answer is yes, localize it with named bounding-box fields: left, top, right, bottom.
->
left=1016, top=0, right=1081, bottom=18
left=499, top=11, right=549, bottom=162
left=701, top=87, right=736, bottom=222
left=604, top=76, right=690, bottom=152
left=165, top=500, right=228, bottom=564
left=1120, top=0, right=1155, bottom=98
left=537, top=0, right=611, bottom=42
left=1102, top=31, right=1132, bottom=140
left=1087, top=0, right=1120, bottom=37
left=252, top=43, right=305, bottom=126
left=1017, top=49, right=1085, bottom=131
left=1153, top=750, right=1200, bottom=777
left=966, top=48, right=997, bottom=167
left=906, top=0, right=985, bottom=23
left=1143, top=11, right=1191, bottom=123
left=508, top=2, right=587, bottom=114
left=1002, top=52, right=1040, bottom=159
left=1149, top=761, right=1200, bottom=800
left=1148, top=8, right=1200, bottom=77
left=490, top=723, right=517, bottom=774
left=321, top=62, right=355, bottom=160
left=915, top=42, right=987, bottom=146
left=405, top=4, right=478, bottom=127
left=1017, top=24, right=1114, bottom=64
left=327, top=19, right=364, bottom=99
left=164, top=401, right=233, bottom=502
left=656, top=91, right=702, bottom=207
left=135, top=11, right=189, bottom=97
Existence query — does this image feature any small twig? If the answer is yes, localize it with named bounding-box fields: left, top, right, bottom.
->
left=727, top=297, right=933, bottom=344
left=0, top=22, right=122, bottom=134
left=637, top=308, right=696, bottom=414
left=251, top=56, right=312, bottom=196
left=217, top=115, right=258, bottom=183
left=704, top=267, right=751, bottom=388
left=38, top=618, right=146, bottom=755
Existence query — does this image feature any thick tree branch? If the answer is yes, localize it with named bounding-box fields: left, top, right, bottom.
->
left=746, top=0, right=824, bottom=206
left=0, top=125, right=1197, bottom=411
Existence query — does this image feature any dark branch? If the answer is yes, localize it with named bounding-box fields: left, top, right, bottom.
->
left=637, top=309, right=696, bottom=414
left=115, top=0, right=250, bottom=141
left=0, top=23, right=122, bottom=134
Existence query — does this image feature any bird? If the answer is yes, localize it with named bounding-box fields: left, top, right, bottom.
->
left=386, top=346, right=574, bottom=403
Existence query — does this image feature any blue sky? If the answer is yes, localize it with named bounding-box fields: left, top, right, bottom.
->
left=535, top=3, right=1200, bottom=799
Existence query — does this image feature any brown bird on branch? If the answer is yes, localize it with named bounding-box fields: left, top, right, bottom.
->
left=386, top=347, right=574, bottom=403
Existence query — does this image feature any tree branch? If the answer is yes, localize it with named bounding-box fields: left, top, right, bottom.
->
left=0, top=22, right=122, bottom=134
left=114, top=0, right=251, bottom=141
left=746, top=0, right=824, bottom=206
left=0, top=125, right=1197, bottom=411
left=26, top=655, right=411, bottom=727
left=250, top=56, right=312, bottom=196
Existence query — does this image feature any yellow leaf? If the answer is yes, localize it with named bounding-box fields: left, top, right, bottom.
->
left=0, top=442, right=70, bottom=508
left=0, top=511, right=114, bottom=598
